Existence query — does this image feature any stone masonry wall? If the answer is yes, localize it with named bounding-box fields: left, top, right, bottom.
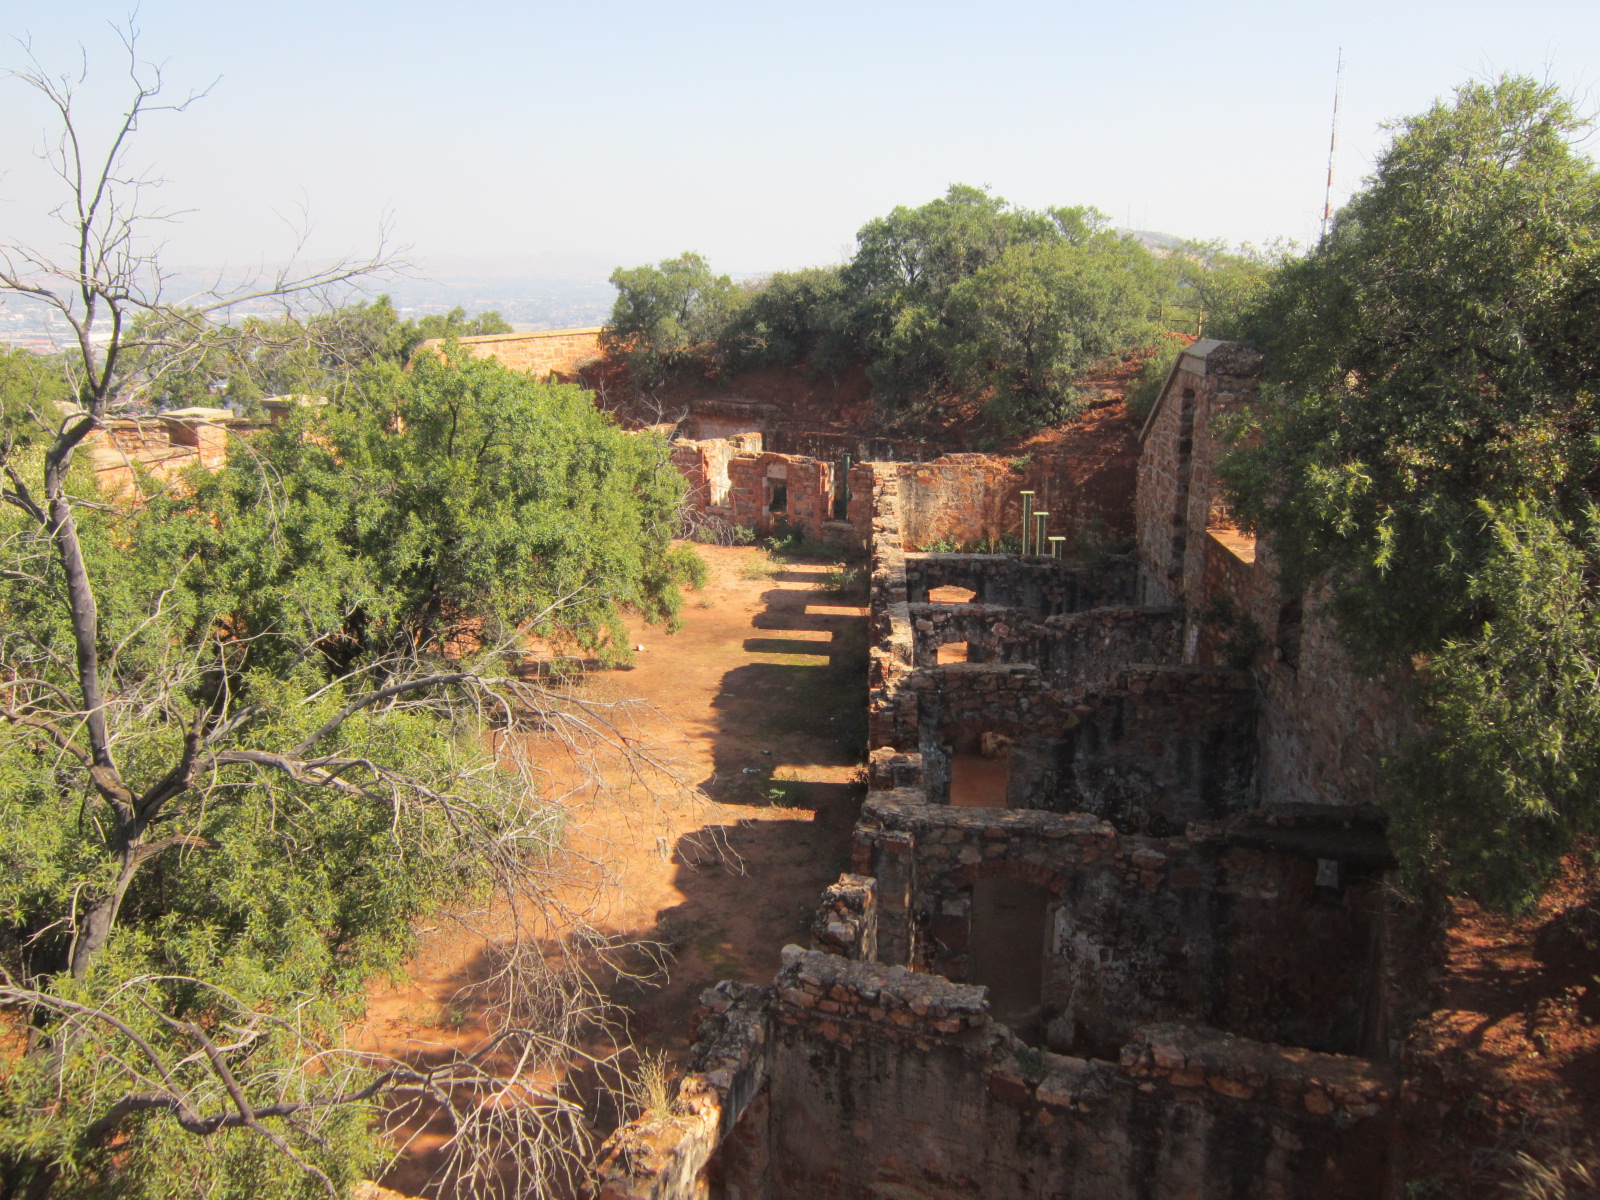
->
left=671, top=436, right=871, bottom=549
left=1134, top=340, right=1413, bottom=810
left=909, top=603, right=1182, bottom=695
left=905, top=552, right=1138, bottom=612
left=851, top=797, right=1389, bottom=1059
left=700, top=951, right=1394, bottom=1200
left=893, top=451, right=1135, bottom=552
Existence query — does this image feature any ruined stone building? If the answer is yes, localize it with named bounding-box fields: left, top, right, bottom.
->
left=598, top=340, right=1422, bottom=1200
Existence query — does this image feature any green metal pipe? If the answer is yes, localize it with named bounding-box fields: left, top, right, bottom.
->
left=1033, top=512, right=1049, bottom=557
left=1019, top=491, right=1035, bottom=555
left=1048, top=535, right=1066, bottom=559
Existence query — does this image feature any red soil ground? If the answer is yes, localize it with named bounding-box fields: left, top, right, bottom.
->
left=363, top=545, right=867, bottom=1195
left=1401, top=853, right=1600, bottom=1195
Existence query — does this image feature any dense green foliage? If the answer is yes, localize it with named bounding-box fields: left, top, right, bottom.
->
left=135, top=294, right=512, bottom=410
left=604, top=187, right=1261, bottom=434
left=0, top=346, right=71, bottom=444
left=1223, top=76, right=1600, bottom=909
left=601, top=253, right=741, bottom=386
left=203, top=350, right=701, bottom=660
left=0, top=351, right=697, bottom=1195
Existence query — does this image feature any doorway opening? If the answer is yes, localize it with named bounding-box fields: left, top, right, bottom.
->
left=969, top=877, right=1050, bottom=1040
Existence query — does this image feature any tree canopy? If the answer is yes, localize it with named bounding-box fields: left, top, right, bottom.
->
left=600, top=186, right=1209, bottom=434
left=132, top=295, right=513, bottom=411
left=1223, top=76, right=1600, bottom=909
left=601, top=253, right=741, bottom=387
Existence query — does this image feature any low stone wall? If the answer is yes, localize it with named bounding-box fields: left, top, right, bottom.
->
left=851, top=797, right=1390, bottom=1058
left=595, top=980, right=769, bottom=1200
left=809, top=874, right=877, bottom=960
left=693, top=950, right=1394, bottom=1200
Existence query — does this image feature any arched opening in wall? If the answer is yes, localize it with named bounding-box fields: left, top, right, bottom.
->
left=948, top=729, right=1011, bottom=807
left=830, top=461, right=850, bottom=521
left=969, top=877, right=1050, bottom=1041
left=928, top=585, right=977, bottom=603
left=766, top=478, right=788, bottom=514
left=936, top=640, right=970, bottom=664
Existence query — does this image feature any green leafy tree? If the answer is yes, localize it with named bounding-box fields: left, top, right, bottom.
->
left=945, top=224, right=1165, bottom=430
left=201, top=348, right=701, bottom=665
left=720, top=265, right=855, bottom=376
left=602, top=253, right=742, bottom=386
left=0, top=346, right=71, bottom=444
left=842, top=185, right=1061, bottom=403
left=134, top=296, right=513, bottom=411
left=1164, top=239, right=1285, bottom=340
left=1223, top=76, right=1600, bottom=909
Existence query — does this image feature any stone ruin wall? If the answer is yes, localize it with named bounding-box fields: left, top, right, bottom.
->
left=596, top=341, right=1423, bottom=1200
left=600, top=952, right=1395, bottom=1200
left=849, top=795, right=1393, bottom=1060
left=1132, top=340, right=1416, bottom=811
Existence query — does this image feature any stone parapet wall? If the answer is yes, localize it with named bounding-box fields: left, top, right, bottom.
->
left=85, top=413, right=258, bottom=496
left=415, top=327, right=602, bottom=378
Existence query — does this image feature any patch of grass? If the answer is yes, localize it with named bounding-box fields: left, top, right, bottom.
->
left=1013, top=1045, right=1049, bottom=1081
left=435, top=1002, right=470, bottom=1031
left=739, top=549, right=780, bottom=581
left=768, top=766, right=812, bottom=808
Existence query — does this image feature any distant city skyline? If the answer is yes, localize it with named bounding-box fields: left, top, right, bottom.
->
left=2, top=1, right=1597, bottom=289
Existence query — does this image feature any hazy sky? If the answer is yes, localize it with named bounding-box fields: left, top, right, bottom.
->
left=3, top=1, right=1598, bottom=280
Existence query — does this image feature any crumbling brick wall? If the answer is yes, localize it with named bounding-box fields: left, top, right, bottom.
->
left=670, top=436, right=870, bottom=549
left=892, top=451, right=1134, bottom=552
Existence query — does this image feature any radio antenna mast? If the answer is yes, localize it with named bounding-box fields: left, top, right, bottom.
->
left=1320, top=48, right=1346, bottom=244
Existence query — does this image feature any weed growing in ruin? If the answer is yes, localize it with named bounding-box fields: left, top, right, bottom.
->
left=631, top=1052, right=680, bottom=1118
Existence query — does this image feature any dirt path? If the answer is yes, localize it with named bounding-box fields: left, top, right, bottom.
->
left=369, top=543, right=867, bottom=1192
